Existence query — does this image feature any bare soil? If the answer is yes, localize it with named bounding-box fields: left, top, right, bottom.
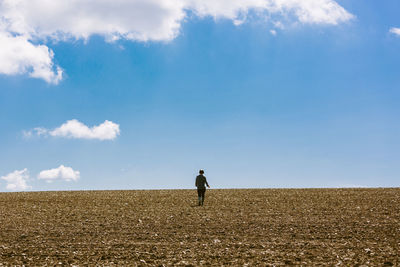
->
left=0, top=188, right=399, bottom=266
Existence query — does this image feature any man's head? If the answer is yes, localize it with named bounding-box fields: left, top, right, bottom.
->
left=199, top=169, right=204, bottom=174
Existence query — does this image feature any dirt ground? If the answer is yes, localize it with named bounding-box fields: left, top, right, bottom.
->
left=0, top=188, right=399, bottom=266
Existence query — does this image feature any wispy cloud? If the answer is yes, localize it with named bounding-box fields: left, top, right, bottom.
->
left=1, top=169, right=31, bottom=191
left=0, top=0, right=354, bottom=83
left=24, top=119, right=120, bottom=140
left=38, top=165, right=80, bottom=182
left=23, top=127, right=47, bottom=138
left=389, top=27, right=400, bottom=36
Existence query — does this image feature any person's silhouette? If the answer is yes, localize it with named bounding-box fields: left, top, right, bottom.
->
left=195, top=169, right=210, bottom=206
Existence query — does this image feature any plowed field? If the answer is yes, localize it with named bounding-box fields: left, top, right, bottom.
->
left=1, top=188, right=399, bottom=266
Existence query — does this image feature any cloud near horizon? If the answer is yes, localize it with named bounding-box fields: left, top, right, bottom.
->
left=38, top=165, right=80, bottom=182
left=24, top=119, right=120, bottom=140
left=0, top=0, right=354, bottom=83
left=1, top=169, right=31, bottom=191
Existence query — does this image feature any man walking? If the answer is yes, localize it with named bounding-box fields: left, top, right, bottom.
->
left=195, top=169, right=210, bottom=206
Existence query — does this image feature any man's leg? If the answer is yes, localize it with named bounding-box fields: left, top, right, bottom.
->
left=197, top=189, right=202, bottom=206
left=201, top=189, right=205, bottom=206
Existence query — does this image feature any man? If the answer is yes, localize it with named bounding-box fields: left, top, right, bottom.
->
left=195, top=169, right=210, bottom=206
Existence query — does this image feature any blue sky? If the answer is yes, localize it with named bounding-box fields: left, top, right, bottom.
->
left=1, top=0, right=399, bottom=191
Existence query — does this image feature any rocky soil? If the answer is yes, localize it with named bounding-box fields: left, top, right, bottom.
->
left=0, top=188, right=399, bottom=266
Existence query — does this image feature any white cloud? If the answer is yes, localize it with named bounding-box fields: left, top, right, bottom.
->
left=389, top=27, right=400, bottom=36
left=1, top=0, right=187, bottom=42
left=277, top=0, right=353, bottom=25
left=0, top=31, right=62, bottom=84
left=270, top=29, right=277, bottom=35
left=25, top=119, right=120, bottom=140
left=38, top=165, right=80, bottom=182
left=50, top=119, right=120, bottom=140
left=187, top=0, right=353, bottom=25
left=1, top=168, right=31, bottom=191
left=0, top=0, right=353, bottom=83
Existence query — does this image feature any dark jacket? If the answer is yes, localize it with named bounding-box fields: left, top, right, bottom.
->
left=195, top=174, right=209, bottom=189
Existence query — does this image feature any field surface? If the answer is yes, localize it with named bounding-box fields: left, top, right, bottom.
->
left=0, top=188, right=399, bottom=266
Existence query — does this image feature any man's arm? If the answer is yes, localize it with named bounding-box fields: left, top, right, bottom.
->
left=205, top=178, right=210, bottom=188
